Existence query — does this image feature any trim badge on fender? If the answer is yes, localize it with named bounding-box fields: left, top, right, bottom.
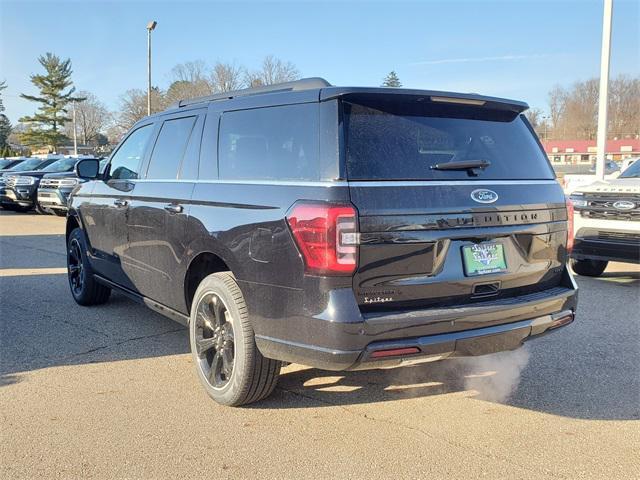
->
left=471, top=189, right=499, bottom=204
left=613, top=200, right=635, bottom=211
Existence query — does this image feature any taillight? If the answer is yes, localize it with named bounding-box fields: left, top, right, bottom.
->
left=286, top=202, right=358, bottom=275
left=566, top=196, right=574, bottom=253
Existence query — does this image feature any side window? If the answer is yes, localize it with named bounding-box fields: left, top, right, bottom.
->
left=218, top=104, right=319, bottom=181
left=178, top=115, right=204, bottom=180
left=146, top=116, right=197, bottom=179
left=109, top=125, right=153, bottom=180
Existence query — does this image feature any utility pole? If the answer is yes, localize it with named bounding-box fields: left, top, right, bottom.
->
left=146, top=21, right=157, bottom=116
left=595, top=0, right=613, bottom=180
left=72, top=101, right=78, bottom=155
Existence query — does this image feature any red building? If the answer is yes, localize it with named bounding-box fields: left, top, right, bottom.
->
left=541, top=139, right=640, bottom=165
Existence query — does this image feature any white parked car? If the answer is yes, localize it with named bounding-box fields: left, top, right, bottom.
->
left=569, top=160, right=640, bottom=276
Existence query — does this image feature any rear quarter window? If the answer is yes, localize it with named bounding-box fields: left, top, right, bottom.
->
left=218, top=104, right=319, bottom=181
left=344, top=100, right=554, bottom=181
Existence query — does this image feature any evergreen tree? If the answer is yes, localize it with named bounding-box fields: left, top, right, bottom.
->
left=381, top=71, right=402, bottom=88
left=382, top=70, right=402, bottom=87
left=18, top=53, right=82, bottom=151
left=0, top=80, right=12, bottom=150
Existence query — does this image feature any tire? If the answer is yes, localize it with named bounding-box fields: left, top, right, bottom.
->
left=570, top=258, right=608, bottom=277
left=35, top=204, right=51, bottom=215
left=67, top=228, right=111, bottom=305
left=0, top=204, right=17, bottom=211
left=189, top=272, right=281, bottom=406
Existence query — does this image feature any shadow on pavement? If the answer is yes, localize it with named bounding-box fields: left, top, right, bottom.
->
left=1, top=229, right=638, bottom=421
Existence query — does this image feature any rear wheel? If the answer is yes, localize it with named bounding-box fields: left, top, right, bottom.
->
left=570, top=259, right=608, bottom=277
left=67, top=228, right=111, bottom=305
left=189, top=272, right=281, bottom=406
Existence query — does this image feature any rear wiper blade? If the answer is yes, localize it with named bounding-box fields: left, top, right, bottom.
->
left=430, top=159, right=491, bottom=171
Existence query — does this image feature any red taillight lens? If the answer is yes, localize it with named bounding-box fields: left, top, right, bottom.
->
left=286, top=202, right=358, bottom=275
left=566, top=196, right=574, bottom=253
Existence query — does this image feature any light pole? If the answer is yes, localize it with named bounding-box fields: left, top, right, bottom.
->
left=72, top=101, right=78, bottom=155
left=146, top=20, right=157, bottom=116
left=595, top=0, right=613, bottom=180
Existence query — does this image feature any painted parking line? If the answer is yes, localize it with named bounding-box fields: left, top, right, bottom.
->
left=0, top=267, right=67, bottom=277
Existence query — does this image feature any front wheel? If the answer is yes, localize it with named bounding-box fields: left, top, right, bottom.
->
left=67, top=228, right=111, bottom=305
left=570, top=258, right=608, bottom=277
left=189, top=272, right=281, bottom=406
left=35, top=204, right=51, bottom=215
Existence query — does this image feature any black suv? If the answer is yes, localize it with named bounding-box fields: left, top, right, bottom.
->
left=1, top=157, right=82, bottom=212
left=66, top=79, right=578, bottom=406
left=0, top=158, right=58, bottom=211
left=37, top=159, right=106, bottom=216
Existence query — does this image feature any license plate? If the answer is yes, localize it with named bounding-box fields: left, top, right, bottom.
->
left=462, top=243, right=507, bottom=276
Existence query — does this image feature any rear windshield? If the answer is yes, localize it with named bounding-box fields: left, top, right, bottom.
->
left=343, top=99, right=554, bottom=181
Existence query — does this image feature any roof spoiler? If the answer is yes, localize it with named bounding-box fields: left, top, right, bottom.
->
left=320, top=88, right=529, bottom=113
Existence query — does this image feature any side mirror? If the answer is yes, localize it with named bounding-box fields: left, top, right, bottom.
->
left=75, top=158, right=100, bottom=180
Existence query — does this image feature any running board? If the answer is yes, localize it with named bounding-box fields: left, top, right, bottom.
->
left=93, top=274, right=190, bottom=326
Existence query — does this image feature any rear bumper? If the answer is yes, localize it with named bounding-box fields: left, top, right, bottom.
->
left=252, top=268, right=578, bottom=371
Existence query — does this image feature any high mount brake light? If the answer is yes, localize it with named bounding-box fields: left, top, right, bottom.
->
left=566, top=197, right=574, bottom=253
left=286, top=203, right=358, bottom=275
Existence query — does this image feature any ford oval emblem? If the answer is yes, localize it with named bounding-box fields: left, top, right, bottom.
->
left=470, top=189, right=499, bottom=204
left=613, top=200, right=635, bottom=211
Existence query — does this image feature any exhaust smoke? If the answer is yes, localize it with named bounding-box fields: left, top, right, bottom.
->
left=459, top=346, right=531, bottom=402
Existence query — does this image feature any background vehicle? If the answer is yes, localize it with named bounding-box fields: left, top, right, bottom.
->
left=0, top=157, right=56, bottom=179
left=588, top=159, right=620, bottom=175
left=0, top=157, right=82, bottom=212
left=570, top=160, right=640, bottom=276
left=37, top=158, right=106, bottom=215
left=66, top=79, right=577, bottom=406
left=621, top=157, right=638, bottom=172
left=0, top=158, right=26, bottom=171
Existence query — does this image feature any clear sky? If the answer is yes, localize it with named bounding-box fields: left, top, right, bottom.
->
left=1, top=0, right=638, bottom=124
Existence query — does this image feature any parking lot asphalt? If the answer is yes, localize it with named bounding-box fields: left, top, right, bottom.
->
left=1, top=210, right=639, bottom=479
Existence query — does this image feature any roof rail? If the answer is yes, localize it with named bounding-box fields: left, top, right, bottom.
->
left=170, top=77, right=331, bottom=109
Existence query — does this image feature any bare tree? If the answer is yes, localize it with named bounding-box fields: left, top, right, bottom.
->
left=245, top=55, right=300, bottom=87
left=211, top=61, right=244, bottom=92
left=164, top=61, right=212, bottom=104
left=63, top=91, right=110, bottom=145
left=525, top=108, right=543, bottom=129
left=548, top=85, right=566, bottom=138
left=608, top=75, right=640, bottom=138
left=545, top=75, right=639, bottom=140
left=170, top=60, right=208, bottom=84
left=117, top=87, right=164, bottom=130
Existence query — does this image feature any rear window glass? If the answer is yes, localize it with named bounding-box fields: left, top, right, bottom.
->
left=219, top=104, right=319, bottom=181
left=343, top=99, right=554, bottom=181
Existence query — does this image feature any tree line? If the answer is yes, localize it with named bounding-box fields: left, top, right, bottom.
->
left=1, top=52, right=637, bottom=155
left=525, top=75, right=639, bottom=141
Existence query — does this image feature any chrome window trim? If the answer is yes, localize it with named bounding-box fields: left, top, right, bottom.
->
left=122, top=179, right=558, bottom=187
left=347, top=180, right=559, bottom=187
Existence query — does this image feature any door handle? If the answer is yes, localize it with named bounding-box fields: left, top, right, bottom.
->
left=164, top=203, right=183, bottom=214
left=113, top=199, right=128, bottom=208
